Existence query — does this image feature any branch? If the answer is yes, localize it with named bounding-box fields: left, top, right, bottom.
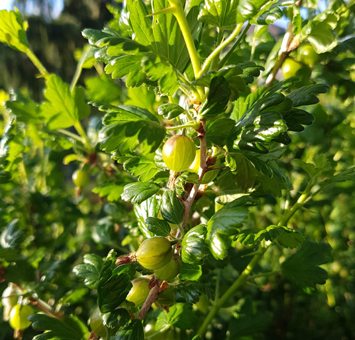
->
left=138, top=278, right=162, bottom=320
left=181, top=121, right=207, bottom=230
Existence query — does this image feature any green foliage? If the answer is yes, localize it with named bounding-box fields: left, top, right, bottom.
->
left=207, top=204, right=249, bottom=260
left=0, top=1, right=354, bottom=339
left=29, top=314, right=89, bottom=340
left=73, top=254, right=103, bottom=289
left=41, top=75, right=90, bottom=130
left=281, top=240, right=332, bottom=291
left=235, top=225, right=304, bottom=248
left=121, top=182, right=160, bottom=204
left=155, top=303, right=196, bottom=330
left=98, top=104, right=166, bottom=155
left=145, top=217, right=171, bottom=237
left=161, top=190, right=184, bottom=225
left=0, top=10, right=29, bottom=52
left=181, top=224, right=209, bottom=264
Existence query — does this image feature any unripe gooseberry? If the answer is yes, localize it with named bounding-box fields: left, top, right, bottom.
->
left=299, top=44, right=319, bottom=67
left=281, top=58, right=302, bottom=79
left=72, top=169, right=90, bottom=187
left=156, top=286, right=175, bottom=306
left=89, top=307, right=106, bottom=338
left=136, top=237, right=173, bottom=270
left=189, top=149, right=221, bottom=184
left=162, top=135, right=196, bottom=172
left=9, top=304, right=34, bottom=330
left=126, top=278, right=150, bottom=307
left=155, top=256, right=180, bottom=281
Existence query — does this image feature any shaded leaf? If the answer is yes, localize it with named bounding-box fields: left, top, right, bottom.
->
left=161, top=190, right=184, bottom=225
left=199, top=76, right=231, bottom=119
left=145, top=217, right=171, bottom=237
left=179, top=262, right=202, bottom=281
left=281, top=240, right=332, bottom=290
left=113, top=319, right=144, bottom=340
left=29, top=314, right=88, bottom=340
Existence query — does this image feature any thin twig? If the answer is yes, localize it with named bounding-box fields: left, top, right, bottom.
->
left=138, top=278, right=162, bottom=320
left=181, top=121, right=207, bottom=230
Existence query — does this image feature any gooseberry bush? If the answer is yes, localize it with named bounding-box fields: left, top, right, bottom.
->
left=1, top=0, right=355, bottom=339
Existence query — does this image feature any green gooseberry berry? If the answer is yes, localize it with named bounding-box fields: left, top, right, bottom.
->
left=136, top=237, right=173, bottom=270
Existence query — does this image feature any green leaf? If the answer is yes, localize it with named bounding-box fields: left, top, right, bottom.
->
left=0, top=10, right=29, bottom=52
left=320, top=167, right=355, bottom=189
left=121, top=182, right=160, bottom=204
left=98, top=272, right=132, bottom=313
left=158, top=103, right=185, bottom=120
left=236, top=225, right=304, bottom=248
left=206, top=118, right=235, bottom=146
left=287, top=84, right=329, bottom=107
left=0, top=248, right=19, bottom=261
left=141, top=53, right=180, bottom=96
left=228, top=297, right=273, bottom=338
left=5, top=260, right=36, bottom=282
left=155, top=303, right=196, bottom=331
left=255, top=0, right=292, bottom=25
left=113, top=319, right=144, bottom=340
left=29, top=314, right=88, bottom=340
left=5, top=91, right=42, bottom=123
left=198, top=0, right=238, bottom=30
left=40, top=75, right=90, bottom=130
left=145, top=217, right=171, bottom=237
left=0, top=119, right=25, bottom=170
left=73, top=254, right=103, bottom=289
left=134, top=196, right=161, bottom=238
left=0, top=171, right=11, bottom=184
left=161, top=190, right=184, bottom=225
left=104, top=53, right=146, bottom=86
left=237, top=0, right=270, bottom=23
left=206, top=205, right=248, bottom=260
left=228, top=92, right=289, bottom=153
left=98, top=104, right=166, bottom=155
left=85, top=74, right=121, bottom=102
left=226, top=153, right=283, bottom=197
left=0, top=219, right=24, bottom=249
left=179, top=262, right=202, bottom=281
left=181, top=225, right=209, bottom=264
left=102, top=308, right=131, bottom=329
left=199, top=76, right=231, bottom=119
left=237, top=61, right=264, bottom=85
left=281, top=240, right=332, bottom=291
left=151, top=0, right=202, bottom=72
left=301, top=10, right=339, bottom=53
left=226, top=154, right=259, bottom=191
left=92, top=182, right=124, bottom=202
left=117, top=154, right=161, bottom=182
left=60, top=288, right=88, bottom=305
left=126, top=0, right=155, bottom=47
left=231, top=88, right=266, bottom=122
left=174, top=281, right=213, bottom=304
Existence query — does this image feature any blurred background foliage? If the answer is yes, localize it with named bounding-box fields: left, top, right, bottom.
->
left=0, top=0, right=355, bottom=339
